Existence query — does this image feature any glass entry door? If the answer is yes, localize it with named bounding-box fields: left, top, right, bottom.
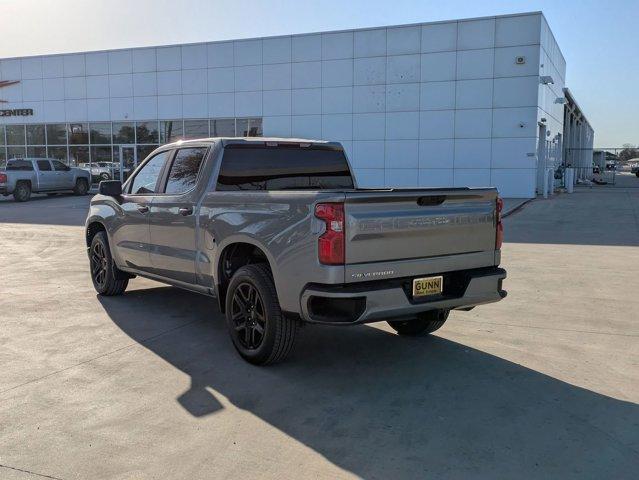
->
left=118, top=145, right=137, bottom=182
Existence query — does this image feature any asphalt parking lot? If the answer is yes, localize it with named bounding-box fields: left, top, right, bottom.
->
left=0, top=188, right=638, bottom=479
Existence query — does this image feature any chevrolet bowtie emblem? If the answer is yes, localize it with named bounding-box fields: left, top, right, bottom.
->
left=0, top=80, right=19, bottom=103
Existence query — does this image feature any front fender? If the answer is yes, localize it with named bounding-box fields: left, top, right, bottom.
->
left=85, top=199, right=122, bottom=260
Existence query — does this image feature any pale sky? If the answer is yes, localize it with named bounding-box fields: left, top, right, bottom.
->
left=1, top=0, right=637, bottom=147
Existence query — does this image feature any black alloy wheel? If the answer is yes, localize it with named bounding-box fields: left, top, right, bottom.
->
left=89, top=231, right=129, bottom=295
left=90, top=240, right=108, bottom=289
left=224, top=264, right=298, bottom=365
left=230, top=282, right=267, bottom=350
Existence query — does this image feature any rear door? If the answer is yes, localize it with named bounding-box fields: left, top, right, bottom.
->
left=343, top=189, right=497, bottom=264
left=35, top=160, right=56, bottom=190
left=148, top=146, right=209, bottom=284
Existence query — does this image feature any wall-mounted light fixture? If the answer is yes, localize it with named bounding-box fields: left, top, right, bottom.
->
left=540, top=76, right=554, bottom=85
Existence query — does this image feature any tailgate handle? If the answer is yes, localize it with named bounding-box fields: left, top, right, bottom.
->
left=417, top=195, right=446, bottom=206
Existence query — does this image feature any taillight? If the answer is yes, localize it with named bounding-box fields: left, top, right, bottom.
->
left=0, top=173, right=7, bottom=183
left=315, top=203, right=345, bottom=265
left=495, top=197, right=504, bottom=250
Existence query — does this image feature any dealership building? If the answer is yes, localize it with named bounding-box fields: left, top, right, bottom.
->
left=0, top=11, right=591, bottom=198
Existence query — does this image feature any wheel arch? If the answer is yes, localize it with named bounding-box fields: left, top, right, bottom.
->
left=86, top=219, right=107, bottom=248
left=214, top=238, right=276, bottom=313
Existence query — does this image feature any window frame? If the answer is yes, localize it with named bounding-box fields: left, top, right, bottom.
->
left=158, top=146, right=210, bottom=196
left=124, top=149, right=173, bottom=196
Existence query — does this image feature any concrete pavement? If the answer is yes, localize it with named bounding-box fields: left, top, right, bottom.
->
left=0, top=189, right=638, bottom=479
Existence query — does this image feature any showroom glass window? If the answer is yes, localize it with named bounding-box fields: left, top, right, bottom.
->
left=6, top=125, right=25, bottom=145
left=136, top=121, right=159, bottom=144
left=26, top=125, right=45, bottom=145
left=46, top=124, right=67, bottom=145
left=0, top=117, right=261, bottom=170
left=113, top=122, right=135, bottom=144
left=211, top=119, right=235, bottom=136
left=160, top=120, right=184, bottom=143
left=27, top=146, right=47, bottom=157
left=164, top=147, right=208, bottom=194
left=90, top=123, right=112, bottom=144
left=184, top=120, right=209, bottom=140
left=7, top=146, right=26, bottom=158
left=69, top=123, right=89, bottom=144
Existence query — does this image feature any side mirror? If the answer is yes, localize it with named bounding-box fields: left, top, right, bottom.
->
left=99, top=180, right=122, bottom=196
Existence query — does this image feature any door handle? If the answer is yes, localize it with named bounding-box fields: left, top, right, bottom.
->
left=137, top=205, right=149, bottom=214
left=178, top=207, right=193, bottom=216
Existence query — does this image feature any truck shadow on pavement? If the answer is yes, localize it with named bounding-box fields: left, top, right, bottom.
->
left=99, top=287, right=639, bottom=479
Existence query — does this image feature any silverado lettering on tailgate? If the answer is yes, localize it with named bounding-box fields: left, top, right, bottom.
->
left=355, top=212, right=493, bottom=233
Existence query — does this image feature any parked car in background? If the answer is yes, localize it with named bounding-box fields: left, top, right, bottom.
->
left=85, top=138, right=507, bottom=365
left=629, top=159, right=639, bottom=177
left=0, top=158, right=91, bottom=201
left=79, top=162, right=124, bottom=182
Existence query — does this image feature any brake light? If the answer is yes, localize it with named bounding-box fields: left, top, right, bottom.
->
left=315, top=203, right=345, bottom=265
left=0, top=173, right=6, bottom=183
left=495, top=197, right=504, bottom=250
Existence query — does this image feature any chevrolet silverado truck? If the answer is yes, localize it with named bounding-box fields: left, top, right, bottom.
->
left=0, top=158, right=91, bottom=201
left=86, top=138, right=507, bottom=365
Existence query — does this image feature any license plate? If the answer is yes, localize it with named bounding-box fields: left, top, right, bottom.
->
left=412, top=276, right=443, bottom=297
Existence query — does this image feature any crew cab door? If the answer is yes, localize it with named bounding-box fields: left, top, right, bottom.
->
left=110, top=150, right=169, bottom=272
left=35, top=159, right=56, bottom=190
left=148, top=146, right=209, bottom=285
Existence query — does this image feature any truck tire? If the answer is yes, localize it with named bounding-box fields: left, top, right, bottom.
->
left=636, top=172, right=639, bottom=178
left=225, top=264, right=298, bottom=365
left=387, top=309, right=449, bottom=336
left=13, top=182, right=31, bottom=202
left=89, top=231, right=129, bottom=295
left=73, top=178, right=89, bottom=195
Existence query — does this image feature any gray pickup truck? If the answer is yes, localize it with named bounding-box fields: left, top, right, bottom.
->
left=0, top=158, right=91, bottom=201
left=86, top=138, right=506, bottom=364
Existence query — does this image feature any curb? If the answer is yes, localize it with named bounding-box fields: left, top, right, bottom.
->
left=502, top=198, right=534, bottom=218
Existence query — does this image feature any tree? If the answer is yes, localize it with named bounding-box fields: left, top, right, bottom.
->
left=618, top=144, right=639, bottom=162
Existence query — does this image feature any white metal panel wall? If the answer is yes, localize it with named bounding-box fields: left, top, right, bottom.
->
left=0, top=12, right=568, bottom=198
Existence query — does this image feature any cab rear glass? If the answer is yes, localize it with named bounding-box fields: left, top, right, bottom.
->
left=216, top=144, right=354, bottom=191
left=6, top=160, right=34, bottom=171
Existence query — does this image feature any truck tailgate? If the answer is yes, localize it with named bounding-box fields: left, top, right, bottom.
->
left=344, top=188, right=497, bottom=266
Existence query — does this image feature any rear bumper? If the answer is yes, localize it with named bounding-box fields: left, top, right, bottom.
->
left=300, top=267, right=507, bottom=325
left=0, top=185, right=10, bottom=195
